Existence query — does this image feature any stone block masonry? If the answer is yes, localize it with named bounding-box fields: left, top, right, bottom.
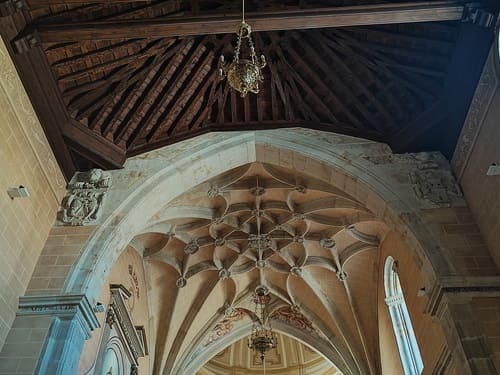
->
left=0, top=38, right=66, bottom=351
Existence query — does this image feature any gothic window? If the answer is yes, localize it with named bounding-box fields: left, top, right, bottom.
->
left=384, top=256, right=424, bottom=375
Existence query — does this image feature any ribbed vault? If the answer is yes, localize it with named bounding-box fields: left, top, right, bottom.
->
left=129, top=161, right=389, bottom=375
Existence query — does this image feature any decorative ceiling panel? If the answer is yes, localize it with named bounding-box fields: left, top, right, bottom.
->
left=0, top=0, right=496, bottom=177
left=135, top=162, right=387, bottom=374
left=197, top=332, right=340, bottom=375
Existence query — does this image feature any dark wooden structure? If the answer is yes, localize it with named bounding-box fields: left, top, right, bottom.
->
left=0, top=0, right=498, bottom=179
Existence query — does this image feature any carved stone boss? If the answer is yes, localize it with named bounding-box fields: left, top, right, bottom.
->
left=59, top=168, right=111, bottom=226
left=106, top=284, right=148, bottom=366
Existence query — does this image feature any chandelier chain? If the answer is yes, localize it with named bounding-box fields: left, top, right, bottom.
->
left=217, top=0, right=266, bottom=97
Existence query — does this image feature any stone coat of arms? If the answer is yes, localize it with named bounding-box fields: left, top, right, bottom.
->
left=59, top=169, right=111, bottom=226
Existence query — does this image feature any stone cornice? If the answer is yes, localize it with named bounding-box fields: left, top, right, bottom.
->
left=426, top=276, right=500, bottom=316
left=107, top=284, right=147, bottom=363
left=18, top=294, right=99, bottom=338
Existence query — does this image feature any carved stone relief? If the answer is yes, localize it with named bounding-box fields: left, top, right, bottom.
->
left=409, top=166, right=462, bottom=207
left=364, top=152, right=463, bottom=207
left=58, top=169, right=111, bottom=225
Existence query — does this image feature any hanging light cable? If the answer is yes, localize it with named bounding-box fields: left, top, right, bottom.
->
left=218, top=0, right=266, bottom=97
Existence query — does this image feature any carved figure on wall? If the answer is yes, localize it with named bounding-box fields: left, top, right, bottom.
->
left=58, top=168, right=111, bottom=225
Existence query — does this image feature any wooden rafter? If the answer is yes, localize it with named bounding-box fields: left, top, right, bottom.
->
left=1, top=0, right=493, bottom=172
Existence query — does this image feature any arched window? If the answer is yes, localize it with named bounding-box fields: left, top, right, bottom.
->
left=384, top=256, right=424, bottom=375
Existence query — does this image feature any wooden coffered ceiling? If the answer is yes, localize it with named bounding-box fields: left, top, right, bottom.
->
left=0, top=0, right=498, bottom=179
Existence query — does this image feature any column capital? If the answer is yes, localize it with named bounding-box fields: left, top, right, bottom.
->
left=384, top=294, right=404, bottom=307
left=18, top=294, right=100, bottom=338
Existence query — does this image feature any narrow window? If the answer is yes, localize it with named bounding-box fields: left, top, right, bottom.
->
left=384, top=256, right=424, bottom=375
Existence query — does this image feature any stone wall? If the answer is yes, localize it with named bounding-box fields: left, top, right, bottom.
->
left=0, top=38, right=66, bottom=351
left=452, top=48, right=500, bottom=269
left=378, top=231, right=448, bottom=374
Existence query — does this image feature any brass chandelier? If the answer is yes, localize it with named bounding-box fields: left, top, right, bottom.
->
left=218, top=0, right=266, bottom=97
left=248, top=285, right=277, bottom=372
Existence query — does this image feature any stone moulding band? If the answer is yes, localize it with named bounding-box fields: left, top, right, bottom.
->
left=108, top=284, right=148, bottom=362
left=18, top=294, right=100, bottom=337
left=425, top=276, right=500, bottom=316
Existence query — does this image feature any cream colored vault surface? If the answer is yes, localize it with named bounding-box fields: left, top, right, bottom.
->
left=132, top=162, right=386, bottom=375
left=197, top=332, right=340, bottom=375
left=66, top=129, right=461, bottom=375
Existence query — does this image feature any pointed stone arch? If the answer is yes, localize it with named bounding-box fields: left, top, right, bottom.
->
left=11, top=129, right=497, bottom=375
left=64, top=130, right=454, bottom=303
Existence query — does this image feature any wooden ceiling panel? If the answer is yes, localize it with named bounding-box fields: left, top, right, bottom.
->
left=39, top=22, right=457, bottom=154
left=0, top=0, right=496, bottom=177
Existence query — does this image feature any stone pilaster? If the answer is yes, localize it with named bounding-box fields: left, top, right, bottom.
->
left=0, top=294, right=99, bottom=375
left=427, top=276, right=500, bottom=374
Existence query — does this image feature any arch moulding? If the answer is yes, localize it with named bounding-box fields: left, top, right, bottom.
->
left=12, top=129, right=499, bottom=375
left=65, top=129, right=458, bottom=303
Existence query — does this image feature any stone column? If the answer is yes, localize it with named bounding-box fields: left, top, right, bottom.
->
left=0, top=294, right=99, bottom=375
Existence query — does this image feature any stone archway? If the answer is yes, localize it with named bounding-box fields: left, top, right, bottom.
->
left=5, top=129, right=498, bottom=375
left=65, top=129, right=457, bottom=304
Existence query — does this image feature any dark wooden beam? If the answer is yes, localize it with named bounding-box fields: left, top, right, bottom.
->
left=27, top=0, right=150, bottom=5
left=62, top=120, right=126, bottom=169
left=30, top=1, right=465, bottom=42
left=0, top=15, right=76, bottom=180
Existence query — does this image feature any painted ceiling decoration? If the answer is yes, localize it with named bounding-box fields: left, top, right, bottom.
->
left=197, top=332, right=341, bottom=375
left=0, top=0, right=496, bottom=178
left=131, top=162, right=388, bottom=374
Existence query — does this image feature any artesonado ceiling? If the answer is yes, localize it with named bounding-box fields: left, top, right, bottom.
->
left=128, top=162, right=389, bottom=374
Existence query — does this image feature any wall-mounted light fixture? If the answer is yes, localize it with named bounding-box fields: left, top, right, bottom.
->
left=7, top=185, right=30, bottom=199
left=487, top=163, right=500, bottom=176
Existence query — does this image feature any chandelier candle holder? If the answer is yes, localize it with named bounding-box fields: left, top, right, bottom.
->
left=248, top=285, right=277, bottom=370
left=218, top=0, right=266, bottom=97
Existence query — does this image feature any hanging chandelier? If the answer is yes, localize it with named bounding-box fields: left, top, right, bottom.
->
left=248, top=285, right=277, bottom=369
left=218, top=0, right=266, bottom=97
